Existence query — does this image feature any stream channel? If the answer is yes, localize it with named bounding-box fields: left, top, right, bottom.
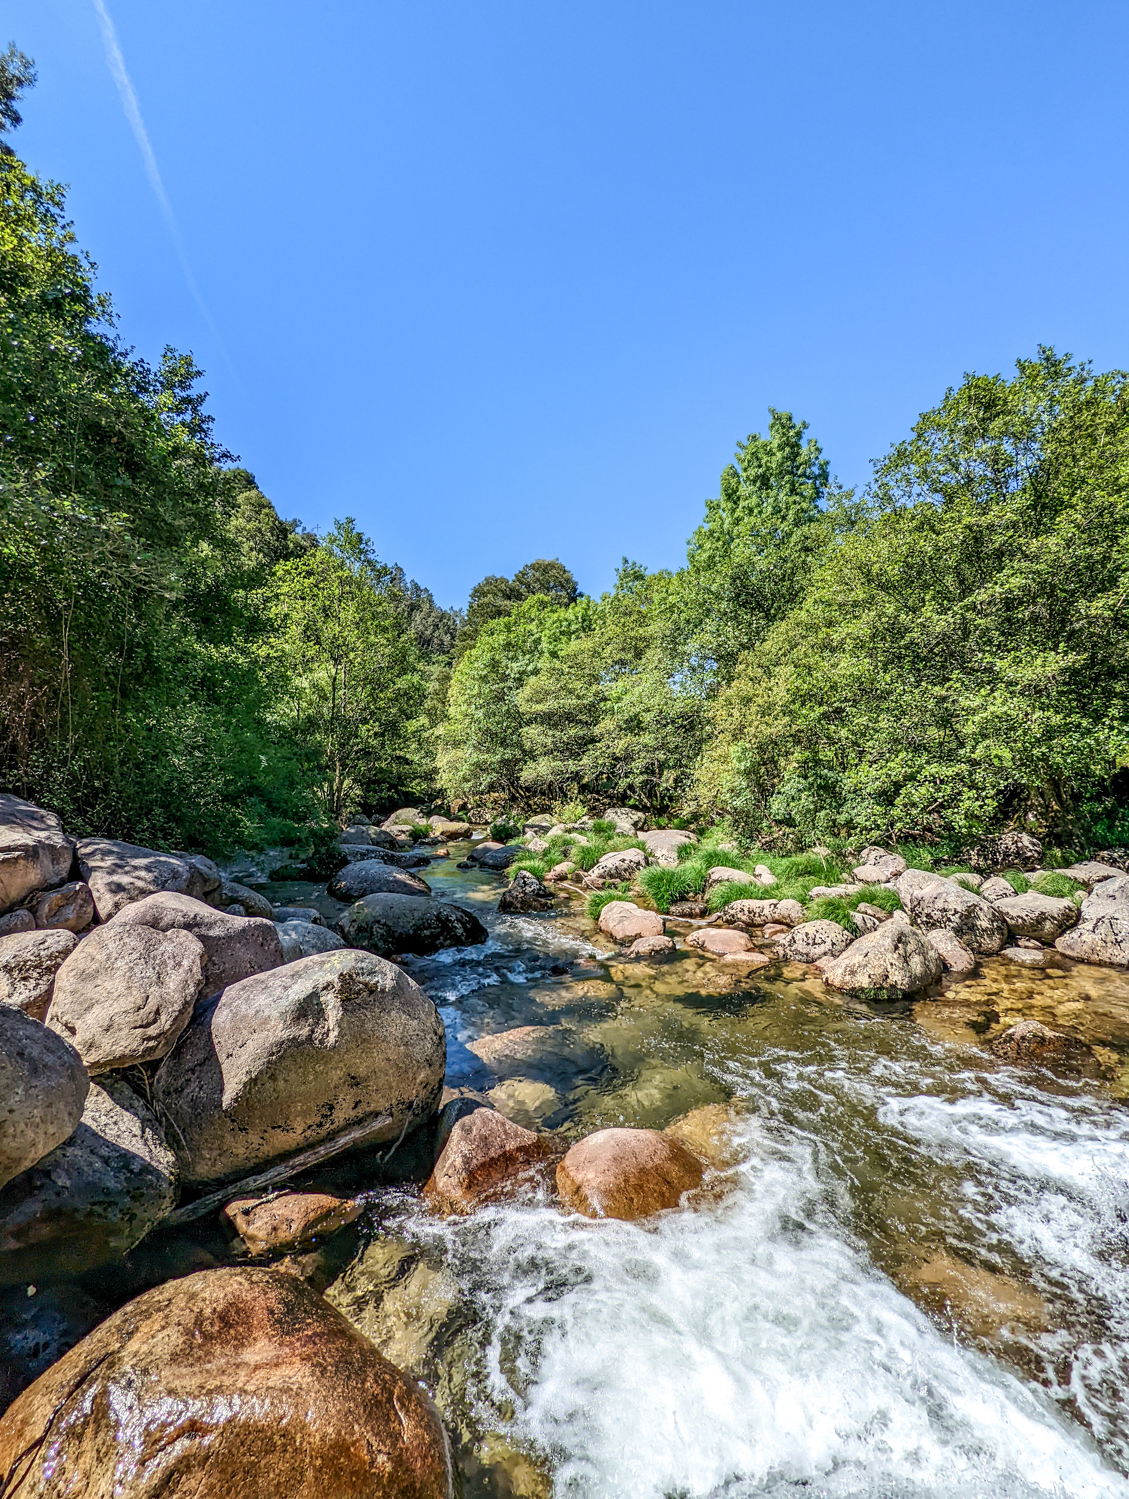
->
left=251, top=842, right=1129, bottom=1498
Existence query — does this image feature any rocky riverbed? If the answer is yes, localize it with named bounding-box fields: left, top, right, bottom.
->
left=1, top=797, right=1128, bottom=1497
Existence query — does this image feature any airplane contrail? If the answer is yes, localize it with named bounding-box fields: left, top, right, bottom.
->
left=91, top=0, right=234, bottom=371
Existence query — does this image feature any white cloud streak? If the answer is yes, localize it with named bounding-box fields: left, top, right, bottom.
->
left=91, top=0, right=233, bottom=368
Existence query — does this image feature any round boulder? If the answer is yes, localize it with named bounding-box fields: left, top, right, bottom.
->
left=0, top=795, right=74, bottom=914
left=0, top=928, right=77, bottom=1021
left=626, top=934, right=677, bottom=957
left=686, top=927, right=754, bottom=956
left=0, top=1266, right=454, bottom=1498
left=597, top=900, right=664, bottom=943
left=337, top=893, right=487, bottom=958
left=30, top=880, right=94, bottom=933
left=109, top=891, right=284, bottom=994
left=0, top=1008, right=88, bottom=1192
left=820, top=921, right=943, bottom=1000
left=276, top=919, right=347, bottom=962
left=47, top=922, right=206, bottom=1073
left=154, top=949, right=446, bottom=1186
left=894, top=870, right=1009, bottom=954
left=772, top=919, right=855, bottom=964
left=556, top=1127, right=704, bottom=1221
left=76, top=837, right=204, bottom=920
left=0, top=1075, right=176, bottom=1283
left=328, top=861, right=431, bottom=902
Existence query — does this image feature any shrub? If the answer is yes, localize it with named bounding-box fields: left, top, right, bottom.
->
left=490, top=818, right=522, bottom=842
left=553, top=799, right=588, bottom=824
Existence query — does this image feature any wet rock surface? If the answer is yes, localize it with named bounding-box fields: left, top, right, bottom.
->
left=556, top=1126, right=704, bottom=1220
left=424, top=1102, right=550, bottom=1214
left=223, top=1190, right=362, bottom=1254
left=0, top=1266, right=455, bottom=1498
left=597, top=900, right=664, bottom=942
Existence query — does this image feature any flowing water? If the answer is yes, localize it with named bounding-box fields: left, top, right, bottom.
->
left=270, top=848, right=1129, bottom=1497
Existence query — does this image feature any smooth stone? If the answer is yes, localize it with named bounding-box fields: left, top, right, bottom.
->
left=587, top=847, right=647, bottom=884
left=721, top=950, right=772, bottom=968
left=218, top=878, right=274, bottom=918
left=821, top=921, right=943, bottom=1000
left=852, top=853, right=908, bottom=882
left=154, top=949, right=446, bottom=1187
left=772, top=920, right=855, bottom=964
left=271, top=904, right=326, bottom=925
left=76, top=837, right=205, bottom=920
left=0, top=1008, right=88, bottom=1192
left=0, top=1266, right=455, bottom=1497
left=664, top=1103, right=746, bottom=1170
left=1001, top=944, right=1048, bottom=967
left=924, top=928, right=978, bottom=974
left=980, top=876, right=1017, bottom=902
left=0, top=795, right=74, bottom=914
left=638, top=829, right=697, bottom=866
left=1055, top=875, right=1129, bottom=967
left=0, top=1076, right=176, bottom=1283
left=109, top=891, right=284, bottom=994
left=464, top=1025, right=605, bottom=1087
left=223, top=1191, right=362, bottom=1254
left=30, top=880, right=94, bottom=933
left=337, top=892, right=487, bottom=958
left=597, top=901, right=664, bottom=942
left=423, top=1102, right=549, bottom=1215
left=276, top=919, right=347, bottom=961
left=0, top=929, right=77, bottom=1020
left=994, top=891, right=1079, bottom=941
left=328, top=860, right=432, bottom=901
left=47, top=922, right=206, bottom=1073
left=556, top=1127, right=704, bottom=1221
left=686, top=927, right=754, bottom=956
left=626, top=933, right=677, bottom=957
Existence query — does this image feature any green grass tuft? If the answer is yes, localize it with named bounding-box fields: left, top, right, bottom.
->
left=805, top=896, right=855, bottom=930
left=510, top=852, right=550, bottom=881
left=1032, top=871, right=1084, bottom=899
left=1000, top=870, right=1030, bottom=894
left=586, top=884, right=632, bottom=920
left=860, top=886, right=903, bottom=913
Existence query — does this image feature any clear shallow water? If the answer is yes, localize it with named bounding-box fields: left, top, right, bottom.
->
left=299, top=848, right=1129, bottom=1496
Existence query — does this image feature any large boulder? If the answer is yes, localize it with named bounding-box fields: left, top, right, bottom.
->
left=772, top=920, right=855, bottom=964
left=47, top=922, right=206, bottom=1073
left=588, top=847, right=647, bottom=884
left=218, top=878, right=274, bottom=919
left=894, top=869, right=1009, bottom=954
left=704, top=866, right=750, bottom=893
left=110, top=891, right=284, bottom=993
left=497, top=868, right=556, bottom=913
left=724, top=897, right=804, bottom=927
left=993, top=891, right=1079, bottom=942
left=820, top=921, right=943, bottom=1000
left=475, top=844, right=523, bottom=871
left=0, top=1075, right=176, bottom=1283
left=603, top=807, right=647, bottom=834
left=852, top=852, right=907, bottom=883
left=77, top=837, right=204, bottom=920
left=556, top=1127, right=703, bottom=1220
left=0, top=1008, right=88, bottom=1192
left=328, top=860, right=431, bottom=901
left=0, top=928, right=77, bottom=1020
left=0, top=795, right=74, bottom=915
left=1055, top=860, right=1124, bottom=890
left=423, top=1101, right=549, bottom=1215
left=337, top=893, right=487, bottom=958
left=597, top=900, right=664, bottom=942
left=0, top=1267, right=455, bottom=1497
left=638, top=828, right=696, bottom=866
left=924, top=928, right=977, bottom=974
left=29, top=880, right=94, bottom=933
left=968, top=831, right=1044, bottom=872
left=154, top=949, right=446, bottom=1187
left=276, top=919, right=347, bottom=962
left=1055, top=875, right=1129, bottom=966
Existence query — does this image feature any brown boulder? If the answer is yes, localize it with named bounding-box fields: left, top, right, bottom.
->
left=0, top=928, right=77, bottom=1020
left=30, top=880, right=94, bottom=933
left=0, top=795, right=74, bottom=914
left=109, top=891, right=284, bottom=994
left=924, top=928, right=977, bottom=974
left=664, top=1103, right=746, bottom=1170
left=991, top=1019, right=1092, bottom=1067
left=556, top=1127, right=703, bottom=1220
left=686, top=927, right=754, bottom=956
left=597, top=900, right=664, bottom=942
left=47, top=922, right=206, bottom=1073
left=223, top=1191, right=362, bottom=1254
left=0, top=1266, right=454, bottom=1498
left=424, top=1102, right=549, bottom=1214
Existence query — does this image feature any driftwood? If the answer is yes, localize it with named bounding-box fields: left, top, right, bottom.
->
left=162, top=1112, right=395, bottom=1228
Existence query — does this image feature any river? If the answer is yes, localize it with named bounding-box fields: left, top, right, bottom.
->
left=265, top=844, right=1129, bottom=1498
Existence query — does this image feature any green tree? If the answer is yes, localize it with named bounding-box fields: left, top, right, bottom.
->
left=0, top=43, right=35, bottom=150
left=456, top=558, right=579, bottom=658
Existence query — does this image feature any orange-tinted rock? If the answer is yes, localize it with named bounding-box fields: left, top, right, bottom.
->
left=223, top=1191, right=362, bottom=1254
left=686, top=926, right=753, bottom=956
left=0, top=1266, right=454, bottom=1498
left=991, top=1019, right=1092, bottom=1067
left=424, top=1103, right=550, bottom=1215
left=556, top=1127, right=703, bottom=1221
left=597, top=901, right=664, bottom=942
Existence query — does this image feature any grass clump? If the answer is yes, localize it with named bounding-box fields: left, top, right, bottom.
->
left=638, top=864, right=705, bottom=912
left=706, top=880, right=765, bottom=912
left=510, top=852, right=550, bottom=881
left=1032, top=871, right=1084, bottom=899
left=805, top=896, right=855, bottom=930
left=1000, top=870, right=1030, bottom=894
left=408, top=822, right=432, bottom=840
left=586, top=883, right=632, bottom=920
left=860, top=886, right=903, bottom=913
left=590, top=818, right=616, bottom=838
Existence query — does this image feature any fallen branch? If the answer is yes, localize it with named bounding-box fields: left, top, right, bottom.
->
left=162, top=1112, right=396, bottom=1229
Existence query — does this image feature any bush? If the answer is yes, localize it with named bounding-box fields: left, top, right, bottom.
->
left=553, top=799, right=588, bottom=824
left=490, top=818, right=522, bottom=842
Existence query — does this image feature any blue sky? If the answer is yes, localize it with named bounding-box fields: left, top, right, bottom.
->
left=8, top=1, right=1128, bottom=607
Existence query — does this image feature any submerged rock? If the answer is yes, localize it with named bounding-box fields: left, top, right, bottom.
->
left=556, top=1127, right=704, bottom=1221
left=597, top=900, right=664, bottom=942
left=664, top=1103, right=747, bottom=1171
left=154, top=949, right=446, bottom=1186
left=0, top=1266, right=455, bottom=1498
left=1055, top=875, right=1129, bottom=966
left=820, top=921, right=943, bottom=1000
left=47, top=922, right=206, bottom=1072
left=0, top=1008, right=88, bottom=1192
left=894, top=870, right=1009, bottom=954
left=338, top=892, right=487, bottom=957
left=991, top=1019, right=1093, bottom=1066
left=0, top=795, right=74, bottom=914
left=424, top=1101, right=549, bottom=1215
left=626, top=933, right=677, bottom=957
left=110, top=891, right=284, bottom=994
left=0, top=1075, right=176, bottom=1283
left=686, top=926, right=754, bottom=956
left=0, top=928, right=77, bottom=1020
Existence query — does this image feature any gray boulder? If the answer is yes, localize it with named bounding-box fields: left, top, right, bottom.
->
left=173, top=852, right=223, bottom=900
left=0, top=795, right=74, bottom=914
left=853, top=853, right=907, bottom=883
left=271, top=904, right=326, bottom=926
left=722, top=897, right=804, bottom=927
left=327, top=861, right=431, bottom=902
left=154, top=949, right=447, bottom=1186
left=894, top=869, right=1009, bottom=954
left=603, top=807, right=647, bottom=835
left=1055, top=861, right=1123, bottom=890
left=704, top=865, right=750, bottom=892
left=337, top=893, right=488, bottom=957
left=30, top=880, right=94, bottom=934
left=979, top=876, right=1016, bottom=902
left=109, top=891, right=284, bottom=993
left=589, top=847, right=647, bottom=883
left=218, top=879, right=274, bottom=919
left=475, top=844, right=523, bottom=871
left=968, top=831, right=1043, bottom=872
left=821, top=922, right=943, bottom=1000
left=0, top=929, right=77, bottom=1020
left=497, top=869, right=556, bottom=913
left=276, top=920, right=347, bottom=962
left=1055, top=876, right=1129, bottom=967
left=77, top=838, right=204, bottom=921
left=994, top=891, right=1079, bottom=942
left=339, top=826, right=373, bottom=845
left=0, top=909, right=34, bottom=939
left=638, top=828, right=697, bottom=867
left=0, top=1076, right=176, bottom=1283
left=47, top=922, right=206, bottom=1073
left=338, top=845, right=431, bottom=867
left=0, top=1008, right=88, bottom=1191
left=772, top=920, right=855, bottom=964
left=924, top=928, right=977, bottom=974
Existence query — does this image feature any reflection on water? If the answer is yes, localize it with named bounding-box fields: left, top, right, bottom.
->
left=301, top=847, right=1129, bottom=1495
